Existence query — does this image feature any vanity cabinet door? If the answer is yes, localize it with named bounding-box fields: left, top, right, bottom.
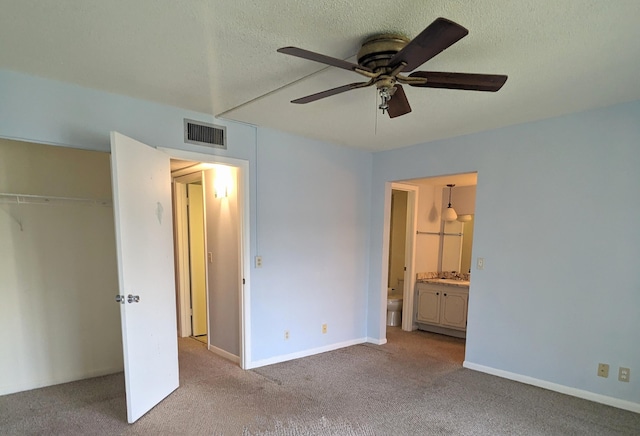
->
left=440, top=290, right=468, bottom=329
left=417, top=287, right=441, bottom=324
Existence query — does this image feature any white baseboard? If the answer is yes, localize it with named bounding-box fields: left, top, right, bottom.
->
left=463, top=361, right=640, bottom=414
left=246, top=337, right=368, bottom=369
left=0, top=365, right=124, bottom=397
left=366, top=337, right=387, bottom=345
left=208, top=345, right=240, bottom=364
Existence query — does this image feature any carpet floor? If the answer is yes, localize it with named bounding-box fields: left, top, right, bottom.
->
left=1, top=328, right=638, bottom=435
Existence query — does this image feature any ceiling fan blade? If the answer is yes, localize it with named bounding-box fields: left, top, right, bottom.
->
left=291, top=81, right=371, bottom=104
left=387, top=85, right=412, bottom=118
left=388, top=18, right=469, bottom=72
left=409, top=71, right=508, bottom=91
left=278, top=47, right=372, bottom=72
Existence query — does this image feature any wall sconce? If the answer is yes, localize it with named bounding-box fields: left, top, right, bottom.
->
left=214, top=166, right=232, bottom=198
left=442, top=184, right=458, bottom=222
left=214, top=185, right=228, bottom=198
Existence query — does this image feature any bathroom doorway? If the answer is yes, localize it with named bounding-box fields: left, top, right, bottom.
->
left=383, top=174, right=477, bottom=340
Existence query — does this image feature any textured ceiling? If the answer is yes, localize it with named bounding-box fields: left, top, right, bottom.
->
left=1, top=1, right=639, bottom=151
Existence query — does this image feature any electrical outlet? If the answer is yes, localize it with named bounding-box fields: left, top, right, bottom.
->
left=618, top=367, right=630, bottom=382
left=476, top=257, right=484, bottom=270
left=322, top=324, right=327, bottom=334
left=255, top=256, right=262, bottom=268
left=284, top=330, right=290, bottom=340
left=597, top=363, right=609, bottom=378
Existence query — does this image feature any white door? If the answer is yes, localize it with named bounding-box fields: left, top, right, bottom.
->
left=110, top=132, right=179, bottom=423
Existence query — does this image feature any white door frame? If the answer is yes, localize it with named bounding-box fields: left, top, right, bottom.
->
left=159, top=147, right=251, bottom=369
left=383, top=182, right=419, bottom=333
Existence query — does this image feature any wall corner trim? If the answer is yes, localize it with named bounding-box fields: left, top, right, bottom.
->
left=208, top=344, right=240, bottom=364
left=366, top=337, right=387, bottom=345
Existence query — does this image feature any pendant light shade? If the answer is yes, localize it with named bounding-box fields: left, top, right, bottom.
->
left=442, top=184, right=458, bottom=222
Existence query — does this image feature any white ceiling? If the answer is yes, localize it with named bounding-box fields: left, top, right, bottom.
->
left=2, top=1, right=639, bottom=151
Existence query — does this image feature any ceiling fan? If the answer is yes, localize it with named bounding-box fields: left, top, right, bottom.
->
left=277, top=17, right=507, bottom=118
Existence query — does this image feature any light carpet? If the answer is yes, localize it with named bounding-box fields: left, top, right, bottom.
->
left=1, top=328, right=638, bottom=435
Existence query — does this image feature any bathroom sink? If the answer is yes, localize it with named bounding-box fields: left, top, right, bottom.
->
left=426, top=279, right=470, bottom=287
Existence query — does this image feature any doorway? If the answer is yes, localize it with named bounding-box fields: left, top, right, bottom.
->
left=170, top=157, right=246, bottom=365
left=383, top=174, right=477, bottom=340
left=173, top=171, right=208, bottom=345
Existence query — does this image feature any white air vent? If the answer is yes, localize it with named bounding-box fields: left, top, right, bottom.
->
left=184, top=119, right=226, bottom=149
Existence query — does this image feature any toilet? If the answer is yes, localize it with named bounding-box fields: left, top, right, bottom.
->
left=386, top=288, right=403, bottom=327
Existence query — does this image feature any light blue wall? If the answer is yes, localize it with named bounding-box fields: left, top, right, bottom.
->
left=370, top=101, right=640, bottom=405
left=251, top=128, right=371, bottom=361
left=0, top=70, right=372, bottom=368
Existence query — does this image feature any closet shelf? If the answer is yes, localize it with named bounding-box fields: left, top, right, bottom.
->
left=0, top=192, right=111, bottom=206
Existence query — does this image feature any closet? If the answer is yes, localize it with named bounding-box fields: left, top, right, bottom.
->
left=0, top=138, right=122, bottom=395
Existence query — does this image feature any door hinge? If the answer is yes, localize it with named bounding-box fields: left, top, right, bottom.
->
left=242, top=278, right=245, bottom=285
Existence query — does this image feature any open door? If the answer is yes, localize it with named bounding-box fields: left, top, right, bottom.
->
left=110, top=132, right=179, bottom=423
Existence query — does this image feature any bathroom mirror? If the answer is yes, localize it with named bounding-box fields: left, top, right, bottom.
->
left=460, top=215, right=474, bottom=273
left=440, top=215, right=474, bottom=273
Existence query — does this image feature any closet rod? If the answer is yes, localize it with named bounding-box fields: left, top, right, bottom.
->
left=0, top=192, right=111, bottom=206
left=416, top=231, right=463, bottom=236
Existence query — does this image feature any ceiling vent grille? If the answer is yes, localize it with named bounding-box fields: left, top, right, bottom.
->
left=184, top=119, right=226, bottom=149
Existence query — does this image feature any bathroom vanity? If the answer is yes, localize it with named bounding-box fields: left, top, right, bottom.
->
left=415, top=280, right=469, bottom=338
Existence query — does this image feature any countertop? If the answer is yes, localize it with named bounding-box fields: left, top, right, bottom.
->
left=418, top=279, right=470, bottom=288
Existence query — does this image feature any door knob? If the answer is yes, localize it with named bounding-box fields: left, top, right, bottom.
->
left=127, top=294, right=140, bottom=303
left=115, top=295, right=125, bottom=304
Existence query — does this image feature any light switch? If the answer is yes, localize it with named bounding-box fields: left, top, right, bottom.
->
left=477, top=257, right=485, bottom=270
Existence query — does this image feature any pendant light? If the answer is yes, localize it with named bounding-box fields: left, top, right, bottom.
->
left=442, top=184, right=458, bottom=222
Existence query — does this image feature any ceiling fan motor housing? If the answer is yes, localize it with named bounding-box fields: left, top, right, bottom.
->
left=357, top=34, right=409, bottom=71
